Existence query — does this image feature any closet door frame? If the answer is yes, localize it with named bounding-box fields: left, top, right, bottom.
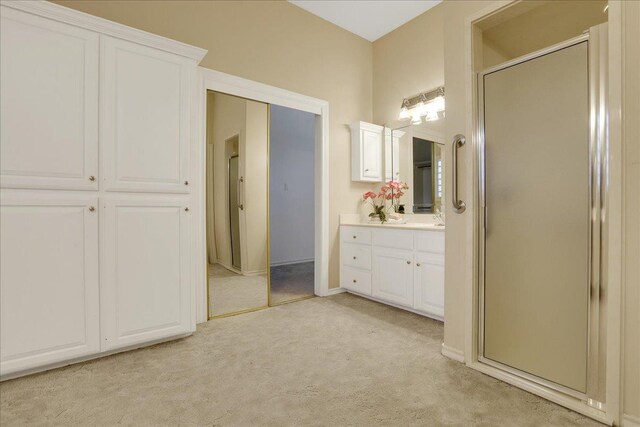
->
left=195, top=68, right=332, bottom=323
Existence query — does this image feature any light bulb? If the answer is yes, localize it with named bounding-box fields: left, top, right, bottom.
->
left=424, top=110, right=439, bottom=121
left=398, top=106, right=410, bottom=120
left=411, top=114, right=422, bottom=125
left=432, top=96, right=445, bottom=112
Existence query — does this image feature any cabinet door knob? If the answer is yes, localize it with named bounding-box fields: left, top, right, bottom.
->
left=184, top=180, right=189, bottom=186
left=184, top=207, right=189, bottom=212
left=406, top=260, right=411, bottom=264
left=89, top=175, right=95, bottom=181
left=353, top=235, right=357, bottom=239
left=88, top=206, right=95, bottom=212
left=352, top=279, right=357, bottom=283
left=353, top=256, right=356, bottom=260
left=416, top=263, right=421, bottom=267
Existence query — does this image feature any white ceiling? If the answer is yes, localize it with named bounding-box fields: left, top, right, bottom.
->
left=289, top=1, right=442, bottom=42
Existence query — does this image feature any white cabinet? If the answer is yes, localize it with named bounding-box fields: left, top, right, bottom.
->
left=0, top=8, right=99, bottom=190
left=385, top=128, right=404, bottom=182
left=100, top=36, right=192, bottom=194
left=372, top=247, right=414, bottom=308
left=339, top=225, right=444, bottom=320
left=100, top=195, right=191, bottom=351
left=350, top=122, right=383, bottom=182
left=413, top=252, right=444, bottom=318
left=0, top=191, right=100, bottom=375
left=0, top=2, right=205, bottom=378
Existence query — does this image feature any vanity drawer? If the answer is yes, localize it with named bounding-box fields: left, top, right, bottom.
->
left=341, top=242, right=372, bottom=270
left=371, top=228, right=414, bottom=250
left=341, top=226, right=371, bottom=245
left=340, top=266, right=372, bottom=295
left=415, top=230, right=445, bottom=254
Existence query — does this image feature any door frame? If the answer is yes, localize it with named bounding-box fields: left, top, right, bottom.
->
left=459, top=2, right=623, bottom=425
left=193, top=67, right=330, bottom=324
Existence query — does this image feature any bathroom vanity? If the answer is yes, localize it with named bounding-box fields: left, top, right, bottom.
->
left=339, top=222, right=444, bottom=321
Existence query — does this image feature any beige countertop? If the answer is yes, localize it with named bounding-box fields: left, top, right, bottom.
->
left=340, top=221, right=445, bottom=231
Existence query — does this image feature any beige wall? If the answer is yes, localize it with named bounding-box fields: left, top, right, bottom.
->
left=372, top=4, right=444, bottom=126
left=53, top=0, right=374, bottom=289
left=623, top=0, right=640, bottom=420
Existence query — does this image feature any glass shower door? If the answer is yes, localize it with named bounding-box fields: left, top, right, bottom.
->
left=481, top=41, right=590, bottom=393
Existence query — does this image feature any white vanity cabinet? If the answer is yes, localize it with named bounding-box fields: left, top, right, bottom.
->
left=340, top=225, right=444, bottom=321
left=350, top=122, right=383, bottom=182
left=384, top=128, right=404, bottom=182
left=0, top=2, right=206, bottom=378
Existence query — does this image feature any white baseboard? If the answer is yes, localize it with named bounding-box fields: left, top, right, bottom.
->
left=270, top=258, right=314, bottom=267
left=441, top=343, right=465, bottom=363
left=326, top=287, right=347, bottom=296
left=623, top=414, right=640, bottom=427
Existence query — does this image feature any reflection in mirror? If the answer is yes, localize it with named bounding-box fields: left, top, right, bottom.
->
left=388, top=120, right=445, bottom=215
left=269, top=105, right=316, bottom=305
left=206, top=90, right=268, bottom=318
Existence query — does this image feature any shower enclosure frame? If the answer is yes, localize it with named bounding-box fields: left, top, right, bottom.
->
left=468, top=19, right=617, bottom=424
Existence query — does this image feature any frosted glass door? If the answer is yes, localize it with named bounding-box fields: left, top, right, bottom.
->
left=481, top=42, right=589, bottom=393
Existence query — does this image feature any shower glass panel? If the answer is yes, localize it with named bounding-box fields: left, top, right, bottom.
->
left=481, top=41, right=590, bottom=393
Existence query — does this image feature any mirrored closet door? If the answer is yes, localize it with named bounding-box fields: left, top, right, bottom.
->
left=206, top=93, right=317, bottom=318
left=206, top=91, right=269, bottom=318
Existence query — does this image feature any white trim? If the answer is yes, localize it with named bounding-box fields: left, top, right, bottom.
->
left=441, top=343, right=465, bottom=363
left=270, top=258, right=315, bottom=267
left=345, top=290, right=444, bottom=322
left=623, top=414, right=640, bottom=427
left=326, top=287, right=347, bottom=296
left=195, top=67, right=330, bottom=324
left=0, top=0, right=207, bottom=61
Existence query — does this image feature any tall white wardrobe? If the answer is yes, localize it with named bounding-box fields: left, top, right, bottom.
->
left=0, top=1, right=206, bottom=377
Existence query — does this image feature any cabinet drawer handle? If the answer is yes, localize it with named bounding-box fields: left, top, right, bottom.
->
left=352, top=279, right=357, bottom=283
left=406, top=260, right=411, bottom=264
left=353, top=235, right=357, bottom=239
left=184, top=180, right=189, bottom=186
left=88, top=206, right=95, bottom=212
left=89, top=175, right=96, bottom=181
left=416, top=263, right=421, bottom=267
left=353, top=256, right=356, bottom=260
left=184, top=207, right=189, bottom=212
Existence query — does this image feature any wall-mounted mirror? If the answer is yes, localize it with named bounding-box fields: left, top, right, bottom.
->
left=386, top=119, right=445, bottom=215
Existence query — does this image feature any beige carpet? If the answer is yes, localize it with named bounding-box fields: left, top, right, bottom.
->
left=0, top=294, right=600, bottom=426
left=209, top=263, right=268, bottom=317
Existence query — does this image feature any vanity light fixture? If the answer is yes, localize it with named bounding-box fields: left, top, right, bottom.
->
left=399, top=86, right=445, bottom=124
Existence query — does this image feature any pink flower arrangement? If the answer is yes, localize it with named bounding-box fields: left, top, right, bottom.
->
left=362, top=181, right=410, bottom=223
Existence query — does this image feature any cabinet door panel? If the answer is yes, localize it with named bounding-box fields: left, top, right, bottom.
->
left=362, top=130, right=381, bottom=179
left=372, top=247, right=413, bottom=307
left=413, top=252, right=444, bottom=319
left=101, top=195, right=190, bottom=350
left=0, top=191, right=100, bottom=375
left=340, top=266, right=372, bottom=295
left=0, top=8, right=99, bottom=190
left=101, top=36, right=191, bottom=193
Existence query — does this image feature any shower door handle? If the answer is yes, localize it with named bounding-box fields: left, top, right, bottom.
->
left=238, top=176, right=244, bottom=211
left=452, top=134, right=466, bottom=213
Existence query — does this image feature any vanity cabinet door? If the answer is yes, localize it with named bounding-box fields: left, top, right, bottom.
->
left=351, top=122, right=383, bottom=182
left=100, top=195, right=191, bottom=351
left=0, top=7, right=99, bottom=190
left=413, top=252, right=444, bottom=319
left=100, top=35, right=193, bottom=193
left=0, top=191, right=100, bottom=376
left=372, top=247, right=413, bottom=307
